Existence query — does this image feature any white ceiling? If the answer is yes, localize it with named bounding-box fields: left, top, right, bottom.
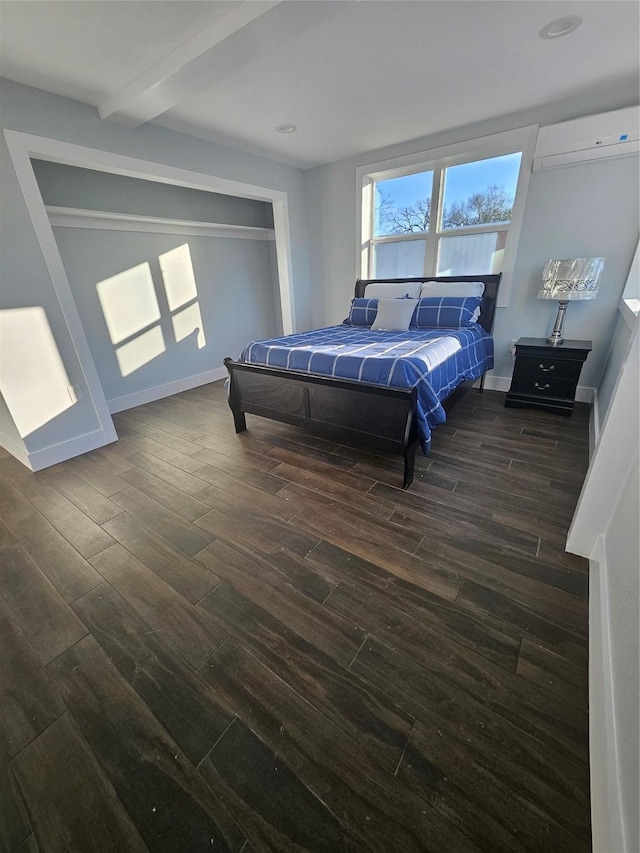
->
left=0, top=1, right=638, bottom=168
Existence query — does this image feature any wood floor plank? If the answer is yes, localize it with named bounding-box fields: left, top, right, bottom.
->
left=102, top=512, right=219, bottom=603
left=13, top=833, right=41, bottom=852
left=126, top=450, right=208, bottom=491
left=351, top=638, right=590, bottom=797
left=517, top=639, right=589, bottom=707
left=48, top=637, right=245, bottom=852
left=65, top=455, right=128, bottom=497
left=30, top=486, right=114, bottom=559
left=200, top=639, right=481, bottom=853
left=286, top=485, right=430, bottom=555
left=41, top=467, right=124, bottom=524
left=119, top=466, right=211, bottom=522
left=0, top=606, right=65, bottom=758
left=0, top=544, right=88, bottom=665
left=457, top=581, right=588, bottom=667
left=307, top=540, right=520, bottom=670
left=11, top=714, right=148, bottom=853
left=195, top=541, right=364, bottom=668
left=2, top=505, right=104, bottom=603
left=392, top=503, right=540, bottom=558
left=199, top=717, right=359, bottom=852
left=293, top=507, right=460, bottom=602
left=124, top=422, right=206, bottom=457
left=195, top=478, right=299, bottom=522
left=195, top=502, right=320, bottom=560
left=111, top=487, right=214, bottom=557
left=418, top=539, right=589, bottom=636
left=83, top=444, right=137, bottom=475
left=198, top=580, right=413, bottom=773
left=72, top=583, right=233, bottom=764
left=193, top=444, right=282, bottom=475
left=90, top=544, right=226, bottom=669
left=399, top=719, right=589, bottom=853
left=0, top=456, right=49, bottom=499
left=0, top=384, right=592, bottom=852
left=0, top=744, right=32, bottom=851
left=326, top=580, right=589, bottom=765
left=228, top=541, right=337, bottom=604
left=190, top=458, right=287, bottom=496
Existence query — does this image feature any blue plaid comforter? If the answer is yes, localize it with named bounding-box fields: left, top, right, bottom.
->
left=239, top=324, right=493, bottom=452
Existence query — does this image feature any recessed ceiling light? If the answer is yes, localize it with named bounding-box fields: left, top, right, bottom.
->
left=275, top=124, right=298, bottom=134
left=539, top=15, right=583, bottom=39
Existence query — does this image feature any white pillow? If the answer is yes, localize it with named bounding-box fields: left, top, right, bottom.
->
left=419, top=281, right=485, bottom=298
left=364, top=281, right=422, bottom=299
left=370, top=298, right=417, bottom=331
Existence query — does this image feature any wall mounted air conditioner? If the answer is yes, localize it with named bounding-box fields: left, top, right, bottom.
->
left=533, top=105, right=640, bottom=172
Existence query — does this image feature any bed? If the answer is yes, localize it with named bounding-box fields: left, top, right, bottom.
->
left=224, top=274, right=500, bottom=488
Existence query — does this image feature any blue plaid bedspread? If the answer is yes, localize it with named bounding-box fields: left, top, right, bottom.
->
left=239, top=325, right=493, bottom=452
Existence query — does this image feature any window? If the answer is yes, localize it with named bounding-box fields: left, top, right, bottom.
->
left=370, top=152, right=521, bottom=279
left=359, top=127, right=536, bottom=305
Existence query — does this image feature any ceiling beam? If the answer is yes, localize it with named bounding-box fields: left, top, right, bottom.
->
left=98, top=1, right=281, bottom=126
left=98, top=1, right=360, bottom=129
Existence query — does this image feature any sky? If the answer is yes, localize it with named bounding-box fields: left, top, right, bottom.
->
left=376, top=152, right=522, bottom=221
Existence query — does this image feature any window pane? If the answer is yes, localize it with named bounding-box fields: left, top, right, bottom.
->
left=437, top=231, right=506, bottom=276
left=374, top=171, right=433, bottom=237
left=440, top=153, right=522, bottom=230
left=374, top=239, right=426, bottom=278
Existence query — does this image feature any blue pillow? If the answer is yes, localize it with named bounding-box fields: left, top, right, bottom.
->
left=343, top=297, right=378, bottom=326
left=411, top=296, right=482, bottom=329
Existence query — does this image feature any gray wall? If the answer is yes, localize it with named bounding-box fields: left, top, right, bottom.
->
left=32, top=160, right=274, bottom=228
left=0, top=78, right=311, bottom=460
left=51, top=227, right=278, bottom=403
left=305, top=86, right=640, bottom=392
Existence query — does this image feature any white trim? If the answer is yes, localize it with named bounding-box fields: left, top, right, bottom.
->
left=272, top=198, right=296, bottom=335
left=3, top=130, right=295, bottom=332
left=567, top=319, right=639, bottom=557
left=590, top=387, right=600, bottom=456
left=107, top=366, right=227, bottom=414
left=355, top=125, right=538, bottom=307
left=27, top=428, right=116, bottom=472
left=3, top=132, right=119, bottom=450
left=0, top=431, right=32, bottom=471
left=588, top=537, right=627, bottom=853
left=98, top=1, right=281, bottom=124
left=46, top=206, right=276, bottom=241
left=2, top=130, right=296, bottom=467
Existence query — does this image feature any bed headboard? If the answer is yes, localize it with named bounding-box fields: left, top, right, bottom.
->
left=354, top=274, right=501, bottom=335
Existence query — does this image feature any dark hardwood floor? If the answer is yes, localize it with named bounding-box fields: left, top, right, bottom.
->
left=0, top=384, right=592, bottom=852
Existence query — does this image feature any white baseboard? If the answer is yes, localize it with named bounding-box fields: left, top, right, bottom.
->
left=27, top=428, right=116, bottom=472
left=0, top=431, right=32, bottom=469
left=481, top=375, right=511, bottom=392
left=589, top=537, right=627, bottom=853
left=482, top=374, right=595, bottom=405
left=107, top=367, right=227, bottom=414
left=590, top=387, right=600, bottom=457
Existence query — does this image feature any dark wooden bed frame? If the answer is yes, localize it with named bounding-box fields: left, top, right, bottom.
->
left=224, top=274, right=501, bottom=489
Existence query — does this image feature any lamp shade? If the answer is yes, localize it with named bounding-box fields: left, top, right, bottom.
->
left=538, top=258, right=604, bottom=301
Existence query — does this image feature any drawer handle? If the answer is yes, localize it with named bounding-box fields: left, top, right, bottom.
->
left=534, top=382, right=550, bottom=390
left=539, top=363, right=555, bottom=372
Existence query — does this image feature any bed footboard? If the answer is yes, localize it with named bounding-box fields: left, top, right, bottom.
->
left=224, top=358, right=419, bottom=489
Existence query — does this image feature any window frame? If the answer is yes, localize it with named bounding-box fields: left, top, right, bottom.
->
left=357, top=126, right=538, bottom=307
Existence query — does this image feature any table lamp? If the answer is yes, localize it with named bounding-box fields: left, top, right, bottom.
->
left=538, top=258, right=604, bottom=346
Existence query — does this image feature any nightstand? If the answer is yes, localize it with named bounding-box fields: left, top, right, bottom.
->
left=505, top=337, right=592, bottom=416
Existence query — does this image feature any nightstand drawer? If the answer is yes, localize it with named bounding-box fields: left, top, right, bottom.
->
left=514, top=355, right=583, bottom=380
left=509, top=374, right=577, bottom=399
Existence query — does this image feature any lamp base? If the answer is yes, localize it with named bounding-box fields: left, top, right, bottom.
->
left=546, top=300, right=568, bottom=346
left=546, top=333, right=564, bottom=346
